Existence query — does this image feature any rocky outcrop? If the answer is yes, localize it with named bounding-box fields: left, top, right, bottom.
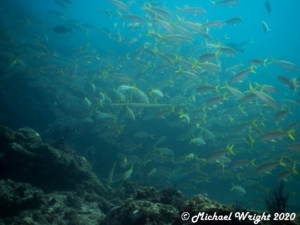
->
left=0, top=126, right=107, bottom=195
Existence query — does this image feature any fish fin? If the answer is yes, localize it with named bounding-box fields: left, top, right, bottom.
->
left=292, top=162, right=298, bottom=174
left=171, top=156, right=175, bottom=163
left=279, top=157, right=286, bottom=167
left=263, top=58, right=268, bottom=67
left=215, top=85, right=220, bottom=94
left=250, top=64, right=256, bottom=73
left=227, top=144, right=235, bottom=155
left=287, top=129, right=295, bottom=140
left=269, top=56, right=275, bottom=64
left=215, top=49, right=220, bottom=60
left=230, top=182, right=235, bottom=191
left=251, top=159, right=256, bottom=167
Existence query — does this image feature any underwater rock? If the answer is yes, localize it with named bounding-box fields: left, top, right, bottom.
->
left=0, top=179, right=45, bottom=218
left=99, top=181, right=185, bottom=225
left=100, top=198, right=178, bottom=225
left=134, top=186, right=185, bottom=210
left=0, top=180, right=106, bottom=225
left=0, top=126, right=107, bottom=195
left=107, top=181, right=185, bottom=209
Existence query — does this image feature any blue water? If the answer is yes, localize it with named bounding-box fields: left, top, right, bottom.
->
left=1, top=0, right=300, bottom=212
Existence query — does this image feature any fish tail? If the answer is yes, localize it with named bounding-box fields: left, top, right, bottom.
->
left=292, top=162, right=298, bottom=174
left=269, top=56, right=275, bottom=64
left=254, top=82, right=262, bottom=91
left=215, top=85, right=220, bottom=94
left=171, top=156, right=175, bottom=163
left=257, top=117, right=265, bottom=127
left=223, top=91, right=229, bottom=100
left=263, top=58, right=268, bottom=67
left=287, top=129, right=295, bottom=140
left=230, top=182, right=235, bottom=191
left=176, top=15, right=183, bottom=22
left=227, top=144, right=235, bottom=155
left=279, top=157, right=286, bottom=167
left=184, top=154, right=188, bottom=160
left=192, top=58, right=200, bottom=69
left=171, top=105, right=175, bottom=112
left=250, top=64, right=256, bottom=73
left=141, top=3, right=149, bottom=10
left=238, top=105, right=247, bottom=116
left=220, top=81, right=228, bottom=90
left=195, top=155, right=201, bottom=161
left=248, top=82, right=254, bottom=93
left=251, top=159, right=256, bottom=167
left=215, top=49, right=220, bottom=60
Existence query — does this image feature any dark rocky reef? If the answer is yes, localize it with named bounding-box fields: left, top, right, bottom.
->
left=0, top=126, right=299, bottom=225
left=101, top=184, right=184, bottom=225
left=0, top=126, right=106, bottom=195
left=0, top=180, right=108, bottom=224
